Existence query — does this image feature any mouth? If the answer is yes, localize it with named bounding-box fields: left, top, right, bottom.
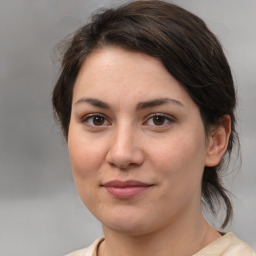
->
left=101, top=180, right=153, bottom=199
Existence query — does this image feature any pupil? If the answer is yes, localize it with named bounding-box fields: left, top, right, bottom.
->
left=93, top=116, right=104, bottom=125
left=153, top=116, right=165, bottom=125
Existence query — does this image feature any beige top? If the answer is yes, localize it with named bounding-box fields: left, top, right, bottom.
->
left=65, top=233, right=255, bottom=256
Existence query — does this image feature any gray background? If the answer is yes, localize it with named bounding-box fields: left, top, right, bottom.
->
left=0, top=0, right=255, bottom=255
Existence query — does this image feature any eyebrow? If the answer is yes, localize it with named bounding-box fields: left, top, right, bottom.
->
left=74, top=97, right=184, bottom=110
left=75, top=97, right=111, bottom=109
left=136, top=97, right=184, bottom=110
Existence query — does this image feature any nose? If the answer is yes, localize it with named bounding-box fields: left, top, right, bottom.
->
left=106, top=125, right=144, bottom=170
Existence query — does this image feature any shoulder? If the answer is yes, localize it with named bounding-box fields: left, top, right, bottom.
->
left=65, top=238, right=104, bottom=256
left=194, top=232, right=255, bottom=256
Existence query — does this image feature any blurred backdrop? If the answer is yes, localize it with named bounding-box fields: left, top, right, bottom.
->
left=0, top=0, right=255, bottom=255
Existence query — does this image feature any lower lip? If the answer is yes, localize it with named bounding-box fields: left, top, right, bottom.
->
left=104, top=186, right=151, bottom=199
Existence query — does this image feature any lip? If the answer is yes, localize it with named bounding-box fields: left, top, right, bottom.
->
left=101, top=180, right=153, bottom=199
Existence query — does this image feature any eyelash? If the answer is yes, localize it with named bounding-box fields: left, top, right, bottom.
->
left=144, top=113, right=175, bottom=127
left=80, top=113, right=175, bottom=128
left=80, top=113, right=110, bottom=127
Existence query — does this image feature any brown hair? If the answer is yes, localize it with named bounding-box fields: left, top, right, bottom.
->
left=52, top=0, right=239, bottom=228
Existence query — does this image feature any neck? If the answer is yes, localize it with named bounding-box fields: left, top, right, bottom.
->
left=99, top=212, right=221, bottom=256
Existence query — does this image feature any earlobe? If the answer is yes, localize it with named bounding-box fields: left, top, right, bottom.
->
left=205, top=115, right=231, bottom=167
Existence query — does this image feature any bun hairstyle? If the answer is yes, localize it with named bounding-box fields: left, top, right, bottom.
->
left=53, top=0, right=239, bottom=228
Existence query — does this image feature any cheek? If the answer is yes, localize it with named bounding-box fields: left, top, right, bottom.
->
left=152, top=132, right=206, bottom=168
left=68, top=127, right=106, bottom=171
left=67, top=128, right=108, bottom=199
left=67, top=137, right=103, bottom=207
left=151, top=132, right=207, bottom=192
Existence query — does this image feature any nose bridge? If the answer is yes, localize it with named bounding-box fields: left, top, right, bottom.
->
left=116, top=120, right=134, bottom=147
left=106, top=120, right=143, bottom=168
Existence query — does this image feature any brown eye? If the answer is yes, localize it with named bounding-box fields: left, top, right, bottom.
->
left=152, top=115, right=166, bottom=126
left=93, top=115, right=105, bottom=126
left=144, top=114, right=174, bottom=127
left=82, top=114, right=110, bottom=127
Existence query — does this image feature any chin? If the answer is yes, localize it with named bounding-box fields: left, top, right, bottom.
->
left=98, top=207, right=158, bottom=236
left=104, top=221, right=153, bottom=237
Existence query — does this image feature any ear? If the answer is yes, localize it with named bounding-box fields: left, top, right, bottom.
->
left=205, top=115, right=231, bottom=167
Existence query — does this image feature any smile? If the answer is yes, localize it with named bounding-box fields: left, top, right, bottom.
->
left=101, top=180, right=153, bottom=199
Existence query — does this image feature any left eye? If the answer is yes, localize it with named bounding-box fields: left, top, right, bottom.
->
left=82, top=114, right=110, bottom=127
left=145, top=114, right=174, bottom=126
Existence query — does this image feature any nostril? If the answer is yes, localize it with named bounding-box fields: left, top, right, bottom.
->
left=106, top=130, right=144, bottom=169
left=106, top=149, right=144, bottom=170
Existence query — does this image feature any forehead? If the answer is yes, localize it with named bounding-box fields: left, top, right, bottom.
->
left=73, top=46, right=195, bottom=109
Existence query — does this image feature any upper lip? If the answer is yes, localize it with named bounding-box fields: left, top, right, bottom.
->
left=102, top=180, right=151, bottom=188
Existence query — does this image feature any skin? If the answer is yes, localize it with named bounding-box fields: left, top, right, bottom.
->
left=68, top=47, right=231, bottom=256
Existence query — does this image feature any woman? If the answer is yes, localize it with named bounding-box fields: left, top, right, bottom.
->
left=52, top=1, right=255, bottom=255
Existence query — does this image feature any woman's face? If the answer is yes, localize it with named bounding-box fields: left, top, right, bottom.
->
left=68, top=47, right=214, bottom=236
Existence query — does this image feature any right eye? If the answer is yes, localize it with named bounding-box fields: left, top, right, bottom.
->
left=81, top=114, right=110, bottom=127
